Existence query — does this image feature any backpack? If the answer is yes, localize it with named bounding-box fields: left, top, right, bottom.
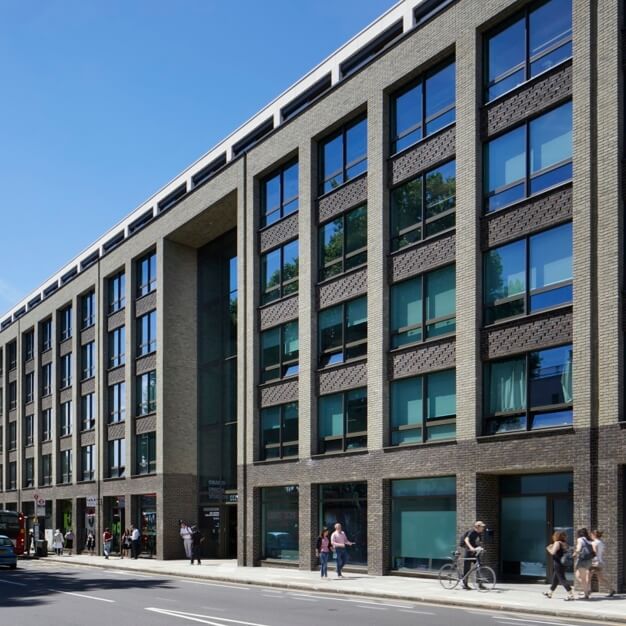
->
left=560, top=547, right=573, bottom=567
left=459, top=531, right=469, bottom=548
left=578, top=538, right=594, bottom=561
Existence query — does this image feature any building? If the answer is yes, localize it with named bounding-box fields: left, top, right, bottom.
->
left=0, top=0, right=624, bottom=586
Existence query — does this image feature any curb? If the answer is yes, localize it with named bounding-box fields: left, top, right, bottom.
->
left=42, top=558, right=625, bottom=624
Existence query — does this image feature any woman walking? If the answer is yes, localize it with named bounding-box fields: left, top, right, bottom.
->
left=102, top=528, right=113, bottom=560
left=574, top=528, right=595, bottom=599
left=120, top=528, right=131, bottom=559
left=542, top=531, right=574, bottom=601
left=590, top=530, right=616, bottom=597
left=315, top=528, right=332, bottom=579
left=85, top=531, right=95, bottom=556
left=64, top=529, right=74, bottom=556
left=52, top=529, right=64, bottom=556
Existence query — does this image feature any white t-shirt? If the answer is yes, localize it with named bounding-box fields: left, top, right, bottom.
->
left=131, top=528, right=140, bottom=541
left=592, top=538, right=605, bottom=566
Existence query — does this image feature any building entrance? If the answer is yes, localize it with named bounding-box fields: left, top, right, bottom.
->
left=199, top=503, right=237, bottom=559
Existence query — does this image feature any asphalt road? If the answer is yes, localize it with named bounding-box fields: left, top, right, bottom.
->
left=0, top=560, right=610, bottom=626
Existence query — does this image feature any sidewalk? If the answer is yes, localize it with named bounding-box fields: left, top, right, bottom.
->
left=43, top=554, right=626, bottom=623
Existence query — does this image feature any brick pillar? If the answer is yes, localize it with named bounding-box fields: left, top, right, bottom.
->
left=299, top=483, right=317, bottom=570
left=367, top=477, right=385, bottom=575
left=596, top=461, right=623, bottom=592
left=475, top=474, right=499, bottom=573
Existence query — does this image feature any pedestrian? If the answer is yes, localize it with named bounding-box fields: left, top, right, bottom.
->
left=542, top=531, right=575, bottom=601
left=461, top=521, right=486, bottom=590
left=590, top=530, right=616, bottom=597
left=52, top=529, right=64, bottom=556
left=315, top=527, right=332, bottom=579
left=85, top=531, right=95, bottom=556
left=574, top=528, right=595, bottom=599
left=130, top=524, right=141, bottom=559
left=190, top=524, right=203, bottom=565
left=179, top=520, right=193, bottom=561
left=120, top=528, right=131, bottom=559
left=330, top=522, right=354, bottom=578
left=64, top=529, right=75, bottom=556
left=102, top=528, right=113, bottom=559
left=28, top=530, right=34, bottom=556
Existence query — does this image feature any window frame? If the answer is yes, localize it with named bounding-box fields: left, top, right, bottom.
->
left=23, top=331, right=34, bottom=361
left=81, top=291, right=96, bottom=329
left=41, top=454, right=52, bottom=486
left=81, top=341, right=96, bottom=380
left=318, top=296, right=368, bottom=368
left=135, top=432, right=157, bottom=475
left=7, top=341, right=17, bottom=370
left=108, top=382, right=126, bottom=424
left=59, top=449, right=72, bottom=484
left=260, top=321, right=299, bottom=383
left=60, top=400, right=73, bottom=437
left=136, top=370, right=157, bottom=416
left=41, top=319, right=52, bottom=352
left=8, top=421, right=17, bottom=450
left=60, top=353, right=72, bottom=389
left=81, top=393, right=96, bottom=431
left=136, top=310, right=157, bottom=357
left=41, top=363, right=52, bottom=396
left=260, top=160, right=299, bottom=228
left=24, top=414, right=34, bottom=446
left=108, top=326, right=126, bottom=369
left=108, top=271, right=126, bottom=314
left=81, top=444, right=95, bottom=481
left=318, top=388, right=368, bottom=453
left=8, top=381, right=17, bottom=410
left=23, top=458, right=34, bottom=488
left=41, top=408, right=53, bottom=442
left=484, top=0, right=573, bottom=102
left=24, top=372, right=34, bottom=403
left=107, top=438, right=126, bottom=478
left=260, top=402, right=299, bottom=460
left=136, top=251, right=157, bottom=298
left=390, top=58, right=456, bottom=154
left=260, top=239, right=299, bottom=305
left=484, top=344, right=573, bottom=434
left=319, top=115, right=368, bottom=195
left=59, top=306, right=73, bottom=341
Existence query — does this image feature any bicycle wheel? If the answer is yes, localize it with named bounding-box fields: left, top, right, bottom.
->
left=475, top=565, right=496, bottom=591
left=438, top=563, right=460, bottom=589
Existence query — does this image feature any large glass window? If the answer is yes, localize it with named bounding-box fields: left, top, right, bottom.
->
left=318, top=388, right=367, bottom=453
left=261, top=486, right=299, bottom=561
left=390, top=160, right=456, bottom=251
left=24, top=414, right=34, bottom=446
left=320, top=116, right=367, bottom=194
left=260, top=240, right=299, bottom=304
left=7, top=341, right=16, bottom=370
left=485, top=0, right=572, bottom=101
left=41, top=318, right=52, bottom=352
left=320, top=482, right=367, bottom=565
left=108, top=439, right=126, bottom=478
left=24, top=458, right=34, bottom=488
left=261, top=161, right=299, bottom=227
left=81, top=342, right=96, bottom=379
left=8, top=421, right=16, bottom=450
left=136, top=432, right=156, bottom=475
left=136, top=371, right=157, bottom=416
left=23, top=331, right=34, bottom=361
left=485, top=344, right=573, bottom=434
left=390, top=370, right=456, bottom=445
left=41, top=408, right=52, bottom=441
left=8, top=462, right=16, bottom=489
left=81, top=291, right=96, bottom=329
left=81, top=393, right=95, bottom=431
left=60, top=353, right=72, bottom=388
left=8, top=382, right=16, bottom=410
left=41, top=363, right=52, bottom=396
left=319, top=205, right=367, bottom=280
left=136, top=310, right=157, bottom=356
left=260, top=402, right=298, bottom=460
left=260, top=321, right=299, bottom=383
left=60, top=400, right=73, bottom=437
left=41, top=454, right=52, bottom=486
left=319, top=297, right=367, bottom=367
left=392, top=477, right=456, bottom=572
left=136, top=251, right=157, bottom=297
left=391, top=265, right=456, bottom=348
left=484, top=222, right=572, bottom=324
left=108, top=382, right=126, bottom=423
left=485, top=101, right=572, bottom=212
left=108, top=326, right=126, bottom=368
left=24, top=372, right=34, bottom=403
left=108, top=271, right=126, bottom=313
left=59, top=306, right=72, bottom=341
left=391, top=59, right=456, bottom=153
left=81, top=445, right=95, bottom=481
left=59, top=450, right=72, bottom=484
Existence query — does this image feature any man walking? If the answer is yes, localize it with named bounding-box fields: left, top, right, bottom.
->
left=179, top=520, right=193, bottom=561
left=462, top=521, right=486, bottom=589
left=130, top=524, right=141, bottom=559
left=330, top=522, right=354, bottom=578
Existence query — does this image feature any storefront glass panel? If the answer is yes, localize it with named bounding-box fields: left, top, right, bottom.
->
left=261, top=486, right=299, bottom=561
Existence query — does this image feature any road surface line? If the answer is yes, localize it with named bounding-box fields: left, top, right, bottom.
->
left=49, top=589, right=115, bottom=603
left=145, top=608, right=272, bottom=626
left=398, top=609, right=437, bottom=615
left=286, top=591, right=413, bottom=609
left=357, top=605, right=387, bottom=610
left=495, top=619, right=574, bottom=626
left=178, top=579, right=252, bottom=590
left=0, top=578, right=27, bottom=586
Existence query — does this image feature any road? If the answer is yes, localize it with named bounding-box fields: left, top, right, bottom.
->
left=0, top=560, right=609, bottom=626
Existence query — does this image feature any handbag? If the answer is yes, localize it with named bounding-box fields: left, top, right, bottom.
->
left=560, top=549, right=573, bottom=567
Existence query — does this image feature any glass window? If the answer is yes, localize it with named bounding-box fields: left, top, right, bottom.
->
left=23, top=331, right=34, bottom=361
left=319, top=388, right=367, bottom=453
left=81, top=342, right=96, bottom=379
left=261, top=486, right=299, bottom=561
left=41, top=409, right=53, bottom=441
left=41, top=319, right=52, bottom=351
left=390, top=161, right=455, bottom=251
left=485, top=0, right=572, bottom=101
left=260, top=321, right=299, bottom=383
left=108, top=382, right=126, bottom=424
left=60, top=400, right=73, bottom=437
left=392, top=477, right=456, bottom=572
left=24, top=414, right=34, bottom=446
left=390, top=370, right=456, bottom=445
left=81, top=291, right=96, bottom=328
left=81, top=445, right=95, bottom=481
left=136, top=432, right=156, bottom=475
left=485, top=102, right=572, bottom=212
left=41, top=454, right=52, bottom=486
left=136, top=371, right=157, bottom=416
left=320, top=117, right=367, bottom=194
left=390, top=265, right=455, bottom=348
left=24, top=372, right=34, bottom=403
left=7, top=341, right=16, bottom=370
left=137, top=251, right=157, bottom=297
left=8, top=461, right=17, bottom=489
left=261, top=161, right=299, bottom=227
left=23, top=458, right=34, bottom=488
left=108, top=438, right=126, bottom=478
left=59, top=306, right=72, bottom=341
left=261, top=240, right=299, bottom=304
left=60, top=353, right=72, bottom=388
left=484, top=223, right=572, bottom=323
left=108, top=271, right=126, bottom=313
left=260, top=402, right=298, bottom=460
left=319, top=297, right=367, bottom=367
left=391, top=59, right=456, bottom=153
left=59, top=450, right=72, bottom=484
left=81, top=393, right=96, bottom=431
left=485, top=344, right=573, bottom=434
left=319, top=205, right=367, bottom=280
left=8, top=381, right=16, bottom=410
left=137, top=310, right=157, bottom=356
left=41, top=363, right=52, bottom=396
left=8, top=421, right=16, bottom=450
left=108, top=326, right=126, bottom=368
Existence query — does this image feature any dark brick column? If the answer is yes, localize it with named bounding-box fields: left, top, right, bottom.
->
left=299, top=483, right=317, bottom=571
left=475, top=473, right=499, bottom=573
left=367, top=477, right=386, bottom=575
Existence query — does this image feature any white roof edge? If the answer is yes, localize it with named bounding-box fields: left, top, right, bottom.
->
left=2, top=0, right=428, bottom=324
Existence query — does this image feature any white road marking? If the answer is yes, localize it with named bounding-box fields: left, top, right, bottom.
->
left=0, top=578, right=27, bottom=587
left=495, top=619, right=574, bottom=626
left=178, top=579, right=251, bottom=591
left=49, top=589, right=115, bottom=603
left=398, top=609, right=437, bottom=615
left=285, top=591, right=413, bottom=609
left=357, top=605, right=387, bottom=610
left=145, top=608, right=272, bottom=626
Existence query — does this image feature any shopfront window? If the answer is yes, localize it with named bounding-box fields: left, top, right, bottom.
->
left=391, top=476, right=456, bottom=572
left=137, top=494, right=157, bottom=557
left=320, top=482, right=367, bottom=565
left=261, top=486, right=299, bottom=561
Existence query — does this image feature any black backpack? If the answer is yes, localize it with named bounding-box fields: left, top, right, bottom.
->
left=578, top=538, right=594, bottom=561
left=459, top=531, right=469, bottom=548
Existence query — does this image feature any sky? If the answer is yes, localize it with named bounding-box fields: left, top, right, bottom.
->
left=0, top=0, right=395, bottom=315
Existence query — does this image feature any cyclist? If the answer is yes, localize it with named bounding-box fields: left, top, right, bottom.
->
left=462, top=521, right=486, bottom=589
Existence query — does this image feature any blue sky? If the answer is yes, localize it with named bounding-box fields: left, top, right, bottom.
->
left=0, top=0, right=394, bottom=314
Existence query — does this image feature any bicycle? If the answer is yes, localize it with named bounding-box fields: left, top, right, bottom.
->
left=438, top=547, right=496, bottom=592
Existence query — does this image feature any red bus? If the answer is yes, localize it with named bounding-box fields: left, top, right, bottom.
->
left=0, top=510, right=25, bottom=556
